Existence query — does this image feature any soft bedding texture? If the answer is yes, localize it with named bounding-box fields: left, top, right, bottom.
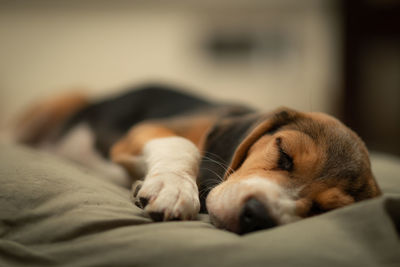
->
left=0, top=144, right=399, bottom=267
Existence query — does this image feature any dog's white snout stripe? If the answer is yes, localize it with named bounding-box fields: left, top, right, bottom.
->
left=242, top=177, right=299, bottom=224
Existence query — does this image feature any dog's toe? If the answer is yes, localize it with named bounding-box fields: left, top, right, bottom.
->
left=131, top=180, right=144, bottom=208
left=133, top=172, right=200, bottom=221
left=133, top=184, right=142, bottom=198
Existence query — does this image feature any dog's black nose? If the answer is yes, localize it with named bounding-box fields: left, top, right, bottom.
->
left=239, top=198, right=277, bottom=234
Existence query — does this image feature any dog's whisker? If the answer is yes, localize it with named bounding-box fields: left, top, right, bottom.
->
left=201, top=153, right=234, bottom=175
left=201, top=160, right=230, bottom=177
left=198, top=181, right=222, bottom=196
left=198, top=173, right=223, bottom=190
left=202, top=151, right=233, bottom=171
left=199, top=166, right=225, bottom=183
left=199, top=184, right=219, bottom=199
left=198, top=178, right=221, bottom=191
left=200, top=156, right=230, bottom=179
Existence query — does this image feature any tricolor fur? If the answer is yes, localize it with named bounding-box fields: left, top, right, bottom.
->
left=10, top=84, right=381, bottom=234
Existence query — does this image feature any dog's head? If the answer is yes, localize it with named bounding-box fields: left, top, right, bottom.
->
left=200, top=107, right=381, bottom=234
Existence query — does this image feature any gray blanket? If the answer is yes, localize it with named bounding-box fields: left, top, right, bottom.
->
left=1, top=144, right=399, bottom=267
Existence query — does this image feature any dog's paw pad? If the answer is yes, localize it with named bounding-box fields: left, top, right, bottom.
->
left=139, top=197, right=149, bottom=208
left=134, top=201, right=141, bottom=208
left=149, top=212, right=164, bottom=222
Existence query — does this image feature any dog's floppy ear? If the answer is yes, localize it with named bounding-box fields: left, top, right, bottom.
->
left=227, top=108, right=301, bottom=176
left=198, top=107, right=299, bottom=211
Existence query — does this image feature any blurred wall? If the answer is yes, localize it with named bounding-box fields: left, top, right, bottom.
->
left=0, top=0, right=340, bottom=125
left=341, top=0, right=400, bottom=155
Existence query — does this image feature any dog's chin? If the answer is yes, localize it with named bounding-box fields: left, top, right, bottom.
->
left=206, top=177, right=300, bottom=234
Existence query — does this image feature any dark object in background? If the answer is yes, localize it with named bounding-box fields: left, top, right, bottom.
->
left=341, top=0, right=400, bottom=156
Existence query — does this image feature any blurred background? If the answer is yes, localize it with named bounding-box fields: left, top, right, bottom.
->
left=0, top=0, right=399, bottom=155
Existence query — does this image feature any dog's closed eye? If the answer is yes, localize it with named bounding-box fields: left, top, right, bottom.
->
left=276, top=137, right=294, bottom=172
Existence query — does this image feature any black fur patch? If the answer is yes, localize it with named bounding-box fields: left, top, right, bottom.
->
left=197, top=114, right=258, bottom=212
left=57, top=84, right=216, bottom=157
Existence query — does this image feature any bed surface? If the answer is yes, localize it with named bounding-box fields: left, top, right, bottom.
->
left=1, top=144, right=399, bottom=267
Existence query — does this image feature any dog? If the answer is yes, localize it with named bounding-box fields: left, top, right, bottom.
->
left=9, top=84, right=381, bottom=234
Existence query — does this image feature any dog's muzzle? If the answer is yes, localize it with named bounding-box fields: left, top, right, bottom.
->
left=206, top=176, right=300, bottom=234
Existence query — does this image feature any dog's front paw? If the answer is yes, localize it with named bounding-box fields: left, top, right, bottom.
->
left=132, top=173, right=200, bottom=221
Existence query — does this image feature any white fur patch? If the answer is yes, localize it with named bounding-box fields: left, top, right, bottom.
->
left=137, top=137, right=201, bottom=220
left=43, top=123, right=131, bottom=187
left=242, top=177, right=299, bottom=224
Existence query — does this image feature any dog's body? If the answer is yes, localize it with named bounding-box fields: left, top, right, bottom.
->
left=10, top=84, right=381, bottom=234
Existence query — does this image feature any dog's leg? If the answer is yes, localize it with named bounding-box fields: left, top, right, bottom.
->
left=111, top=124, right=201, bottom=221
left=137, top=136, right=201, bottom=221
left=11, top=92, right=89, bottom=145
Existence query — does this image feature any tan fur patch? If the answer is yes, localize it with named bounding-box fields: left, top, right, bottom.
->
left=315, top=187, right=354, bottom=210
left=14, top=92, right=88, bottom=144
left=228, top=129, right=323, bottom=186
left=111, top=116, right=215, bottom=158
left=111, top=124, right=176, bottom=161
left=111, top=116, right=216, bottom=178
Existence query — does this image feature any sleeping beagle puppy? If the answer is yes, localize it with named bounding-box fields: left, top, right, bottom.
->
left=10, top=84, right=381, bottom=234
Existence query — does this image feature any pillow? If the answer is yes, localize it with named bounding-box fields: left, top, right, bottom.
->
left=1, top=144, right=399, bottom=267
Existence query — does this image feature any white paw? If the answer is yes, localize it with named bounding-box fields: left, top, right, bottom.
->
left=133, top=173, right=200, bottom=221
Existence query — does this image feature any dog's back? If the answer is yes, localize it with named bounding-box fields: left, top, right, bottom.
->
left=56, top=85, right=219, bottom=157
